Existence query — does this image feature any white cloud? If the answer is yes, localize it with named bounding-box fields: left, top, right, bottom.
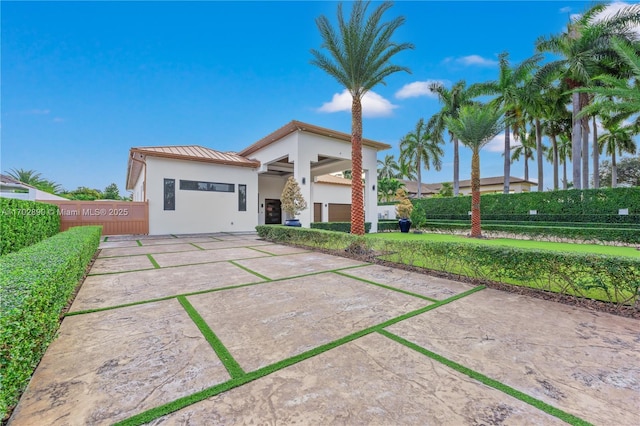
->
left=443, top=55, right=498, bottom=67
left=572, top=2, right=640, bottom=35
left=484, top=131, right=514, bottom=153
left=317, top=89, right=398, bottom=117
left=395, top=80, right=449, bottom=99
left=52, top=117, right=65, bottom=123
left=559, top=6, right=572, bottom=13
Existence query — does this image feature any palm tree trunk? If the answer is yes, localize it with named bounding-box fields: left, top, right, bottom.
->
left=453, top=134, right=459, bottom=196
left=592, top=116, right=599, bottom=188
left=471, top=149, right=482, bottom=238
left=572, top=92, right=582, bottom=189
left=612, top=150, right=618, bottom=188
left=562, top=159, right=567, bottom=190
left=416, top=155, right=422, bottom=198
left=551, top=134, right=559, bottom=190
left=504, top=125, right=510, bottom=194
left=581, top=114, right=590, bottom=189
left=524, top=157, right=529, bottom=181
left=535, top=118, right=543, bottom=191
left=351, top=95, right=365, bottom=235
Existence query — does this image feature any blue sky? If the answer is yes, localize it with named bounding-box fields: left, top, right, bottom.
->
left=2, top=1, right=637, bottom=194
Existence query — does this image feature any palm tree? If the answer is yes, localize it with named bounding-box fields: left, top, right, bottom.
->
left=578, top=38, right=640, bottom=128
left=444, top=104, right=504, bottom=238
left=399, top=118, right=444, bottom=198
left=556, top=132, right=573, bottom=189
left=536, top=3, right=640, bottom=189
left=540, top=85, right=572, bottom=190
left=396, top=159, right=417, bottom=181
left=474, top=52, right=542, bottom=194
left=428, top=80, right=480, bottom=196
left=598, top=119, right=638, bottom=188
left=510, top=123, right=537, bottom=181
left=311, top=0, right=413, bottom=235
left=377, top=154, right=400, bottom=179
left=6, top=168, right=44, bottom=186
left=377, top=177, right=404, bottom=202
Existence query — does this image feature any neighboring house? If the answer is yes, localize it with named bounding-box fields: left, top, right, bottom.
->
left=401, top=176, right=537, bottom=198
left=126, top=120, right=390, bottom=235
left=0, top=174, right=68, bottom=201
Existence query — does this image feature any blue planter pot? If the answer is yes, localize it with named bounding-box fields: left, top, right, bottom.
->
left=398, top=218, right=411, bottom=233
left=284, top=219, right=302, bottom=227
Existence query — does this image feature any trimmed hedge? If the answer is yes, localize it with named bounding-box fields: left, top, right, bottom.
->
left=0, top=226, right=102, bottom=420
left=378, top=220, right=399, bottom=232
left=426, top=219, right=640, bottom=229
left=414, top=187, right=640, bottom=224
left=310, top=222, right=372, bottom=233
left=256, top=226, right=640, bottom=308
left=422, top=221, right=640, bottom=245
left=0, top=198, right=60, bottom=255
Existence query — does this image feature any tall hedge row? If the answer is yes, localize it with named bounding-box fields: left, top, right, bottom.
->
left=0, top=198, right=61, bottom=255
left=413, top=187, right=640, bottom=223
left=0, top=226, right=102, bottom=420
left=255, top=226, right=639, bottom=308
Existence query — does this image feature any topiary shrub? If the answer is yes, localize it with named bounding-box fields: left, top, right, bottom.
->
left=0, top=199, right=60, bottom=255
left=0, top=225, right=102, bottom=420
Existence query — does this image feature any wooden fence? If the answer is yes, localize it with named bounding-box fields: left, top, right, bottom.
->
left=44, top=201, right=149, bottom=235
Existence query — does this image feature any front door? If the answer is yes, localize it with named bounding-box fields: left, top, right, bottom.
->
left=265, top=199, right=282, bottom=224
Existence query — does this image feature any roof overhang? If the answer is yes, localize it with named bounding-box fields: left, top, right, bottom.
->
left=239, top=120, right=391, bottom=157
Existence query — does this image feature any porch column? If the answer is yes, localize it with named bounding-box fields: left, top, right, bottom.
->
left=293, top=156, right=313, bottom=228
left=363, top=149, right=379, bottom=233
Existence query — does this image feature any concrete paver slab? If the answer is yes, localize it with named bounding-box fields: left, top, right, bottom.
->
left=99, top=243, right=197, bottom=258
left=151, top=333, right=565, bottom=425
left=187, top=272, right=429, bottom=372
left=343, top=264, right=475, bottom=300
left=138, top=237, right=217, bottom=246
left=98, top=240, right=141, bottom=249
left=9, top=300, right=229, bottom=426
left=234, top=251, right=366, bottom=280
left=194, top=239, right=272, bottom=250
left=70, top=262, right=263, bottom=312
left=386, top=288, right=640, bottom=426
left=89, top=255, right=154, bottom=275
left=151, top=247, right=269, bottom=267
left=250, top=244, right=309, bottom=255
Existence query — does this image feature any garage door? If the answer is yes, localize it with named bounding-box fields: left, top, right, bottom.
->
left=328, top=203, right=351, bottom=222
left=314, top=203, right=322, bottom=222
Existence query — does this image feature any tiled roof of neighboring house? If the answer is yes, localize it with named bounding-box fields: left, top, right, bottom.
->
left=0, top=174, right=30, bottom=187
left=238, top=120, right=391, bottom=157
left=456, top=176, right=538, bottom=189
left=315, top=174, right=352, bottom=186
left=400, top=180, right=439, bottom=196
left=126, top=145, right=260, bottom=189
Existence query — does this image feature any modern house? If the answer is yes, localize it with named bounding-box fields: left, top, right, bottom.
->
left=126, top=120, right=390, bottom=235
left=0, top=174, right=68, bottom=201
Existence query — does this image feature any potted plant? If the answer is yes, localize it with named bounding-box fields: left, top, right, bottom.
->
left=281, top=176, right=307, bottom=227
left=395, top=188, right=413, bottom=233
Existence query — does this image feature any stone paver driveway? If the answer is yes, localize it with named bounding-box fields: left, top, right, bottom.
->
left=8, top=233, right=640, bottom=425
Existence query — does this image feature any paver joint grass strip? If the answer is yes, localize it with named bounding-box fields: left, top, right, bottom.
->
left=147, top=254, right=161, bottom=269
left=136, top=240, right=142, bottom=247
left=377, top=329, right=592, bottom=426
left=229, top=260, right=272, bottom=281
left=190, top=243, right=205, bottom=250
left=335, top=270, right=439, bottom=302
left=115, top=285, right=485, bottom=425
left=247, top=246, right=277, bottom=256
left=177, top=296, right=245, bottom=379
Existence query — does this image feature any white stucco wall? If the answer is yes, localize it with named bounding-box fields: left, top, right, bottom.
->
left=249, top=130, right=380, bottom=232
left=146, top=156, right=258, bottom=234
left=312, top=182, right=351, bottom=222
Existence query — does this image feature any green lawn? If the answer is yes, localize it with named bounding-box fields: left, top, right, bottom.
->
left=367, top=232, right=640, bottom=258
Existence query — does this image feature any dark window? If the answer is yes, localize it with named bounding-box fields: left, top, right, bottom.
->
left=179, top=180, right=234, bottom=192
left=164, top=179, right=175, bottom=210
left=238, top=184, right=247, bottom=211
